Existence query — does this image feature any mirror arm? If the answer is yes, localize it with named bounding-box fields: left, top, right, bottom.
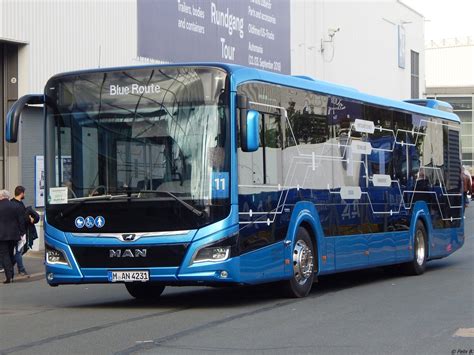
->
left=6, top=94, right=44, bottom=143
left=237, top=94, right=249, bottom=151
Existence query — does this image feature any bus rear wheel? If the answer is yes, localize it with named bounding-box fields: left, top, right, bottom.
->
left=125, top=282, right=165, bottom=300
left=403, top=220, right=427, bottom=275
left=283, top=227, right=315, bottom=298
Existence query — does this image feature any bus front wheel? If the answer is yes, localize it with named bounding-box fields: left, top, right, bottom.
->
left=283, top=227, right=315, bottom=298
left=125, top=282, right=165, bottom=300
left=403, top=220, right=427, bottom=275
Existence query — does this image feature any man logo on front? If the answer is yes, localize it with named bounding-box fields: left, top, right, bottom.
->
left=122, top=234, right=136, bottom=242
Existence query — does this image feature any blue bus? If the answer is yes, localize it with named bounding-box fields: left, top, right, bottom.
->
left=6, top=63, right=464, bottom=298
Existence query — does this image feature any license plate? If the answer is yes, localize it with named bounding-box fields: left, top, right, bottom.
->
left=108, top=270, right=149, bottom=282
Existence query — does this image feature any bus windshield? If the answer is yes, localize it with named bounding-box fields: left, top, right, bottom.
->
left=44, top=66, right=230, bottom=233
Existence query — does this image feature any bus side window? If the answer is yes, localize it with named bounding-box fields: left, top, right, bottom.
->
left=263, top=114, right=283, bottom=185
left=364, top=105, right=393, bottom=180
left=237, top=111, right=264, bottom=185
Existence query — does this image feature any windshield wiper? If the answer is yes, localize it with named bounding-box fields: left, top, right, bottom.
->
left=160, top=191, right=204, bottom=217
left=137, top=190, right=204, bottom=217
left=68, top=194, right=130, bottom=202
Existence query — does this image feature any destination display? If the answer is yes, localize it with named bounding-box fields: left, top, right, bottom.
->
left=137, top=0, right=290, bottom=74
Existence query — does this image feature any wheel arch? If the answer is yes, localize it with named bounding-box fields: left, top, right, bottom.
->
left=285, top=201, right=325, bottom=276
left=410, top=201, right=433, bottom=259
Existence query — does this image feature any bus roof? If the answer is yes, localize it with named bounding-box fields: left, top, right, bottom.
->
left=226, top=64, right=460, bottom=123
left=47, top=62, right=460, bottom=123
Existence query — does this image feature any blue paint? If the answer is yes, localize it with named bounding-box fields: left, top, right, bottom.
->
left=245, top=110, right=260, bottom=152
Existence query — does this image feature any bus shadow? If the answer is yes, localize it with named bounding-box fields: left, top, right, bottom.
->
left=70, top=259, right=459, bottom=310
left=313, top=258, right=460, bottom=294
left=71, top=284, right=284, bottom=310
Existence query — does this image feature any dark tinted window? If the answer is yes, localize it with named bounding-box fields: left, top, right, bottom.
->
left=444, top=127, right=462, bottom=190
left=411, top=50, right=420, bottom=99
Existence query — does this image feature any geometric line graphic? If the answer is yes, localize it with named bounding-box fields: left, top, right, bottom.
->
left=238, top=101, right=463, bottom=227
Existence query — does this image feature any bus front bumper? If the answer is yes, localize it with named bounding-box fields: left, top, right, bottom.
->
left=44, top=238, right=242, bottom=286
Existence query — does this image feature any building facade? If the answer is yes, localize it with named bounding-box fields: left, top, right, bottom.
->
left=1, top=0, right=424, bottom=248
left=425, top=37, right=474, bottom=168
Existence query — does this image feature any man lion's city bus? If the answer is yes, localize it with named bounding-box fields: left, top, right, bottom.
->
left=6, top=64, right=465, bottom=299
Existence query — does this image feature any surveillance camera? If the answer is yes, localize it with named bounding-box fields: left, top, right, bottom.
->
left=328, top=27, right=340, bottom=34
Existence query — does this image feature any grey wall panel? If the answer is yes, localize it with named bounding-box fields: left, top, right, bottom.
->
left=20, top=106, right=43, bottom=208
left=1, top=0, right=138, bottom=93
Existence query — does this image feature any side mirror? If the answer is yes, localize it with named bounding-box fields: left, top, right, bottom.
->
left=237, top=94, right=259, bottom=152
left=242, top=110, right=260, bottom=152
left=6, top=94, right=44, bottom=143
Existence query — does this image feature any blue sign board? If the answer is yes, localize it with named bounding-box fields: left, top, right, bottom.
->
left=94, top=216, right=105, bottom=228
left=211, top=172, right=230, bottom=199
left=398, top=25, right=406, bottom=69
left=137, top=0, right=291, bottom=74
left=75, top=216, right=85, bottom=229
left=85, top=216, right=95, bottom=229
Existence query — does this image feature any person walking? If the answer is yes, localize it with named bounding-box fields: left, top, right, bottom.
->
left=463, top=168, right=472, bottom=209
left=10, top=186, right=29, bottom=276
left=0, top=190, right=25, bottom=283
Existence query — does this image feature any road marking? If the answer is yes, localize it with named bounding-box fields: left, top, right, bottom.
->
left=0, top=308, right=189, bottom=354
left=453, top=328, right=474, bottom=337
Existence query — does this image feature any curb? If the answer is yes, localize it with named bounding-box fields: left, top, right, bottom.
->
left=1, top=272, right=44, bottom=286
left=23, top=251, right=44, bottom=259
left=16, top=272, right=44, bottom=282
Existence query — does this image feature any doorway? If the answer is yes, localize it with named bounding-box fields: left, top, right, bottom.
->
left=0, top=41, right=19, bottom=189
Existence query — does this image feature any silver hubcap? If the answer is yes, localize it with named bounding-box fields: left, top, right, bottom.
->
left=415, top=230, right=425, bottom=266
left=293, top=240, right=314, bottom=285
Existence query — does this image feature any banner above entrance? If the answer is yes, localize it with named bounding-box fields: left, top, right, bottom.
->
left=137, top=0, right=291, bottom=74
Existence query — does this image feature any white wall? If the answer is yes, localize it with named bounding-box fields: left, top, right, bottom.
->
left=290, top=0, right=425, bottom=100
left=1, top=0, right=137, bottom=94
left=426, top=41, right=474, bottom=87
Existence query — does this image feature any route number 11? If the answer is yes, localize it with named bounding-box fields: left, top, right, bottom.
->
left=214, top=178, right=226, bottom=191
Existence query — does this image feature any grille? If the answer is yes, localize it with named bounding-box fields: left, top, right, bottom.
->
left=71, top=244, right=188, bottom=268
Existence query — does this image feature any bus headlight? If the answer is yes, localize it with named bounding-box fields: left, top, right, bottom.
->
left=45, top=244, right=70, bottom=266
left=193, top=246, right=231, bottom=263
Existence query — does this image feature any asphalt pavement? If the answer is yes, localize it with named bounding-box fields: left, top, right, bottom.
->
left=0, top=209, right=473, bottom=355
left=6, top=251, right=45, bottom=283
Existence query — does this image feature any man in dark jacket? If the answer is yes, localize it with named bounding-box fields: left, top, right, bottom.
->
left=0, top=190, right=26, bottom=283
left=10, top=186, right=29, bottom=275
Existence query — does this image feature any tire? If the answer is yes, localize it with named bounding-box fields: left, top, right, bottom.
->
left=283, top=227, right=316, bottom=298
left=125, top=282, right=165, bottom=300
left=402, top=220, right=427, bottom=275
